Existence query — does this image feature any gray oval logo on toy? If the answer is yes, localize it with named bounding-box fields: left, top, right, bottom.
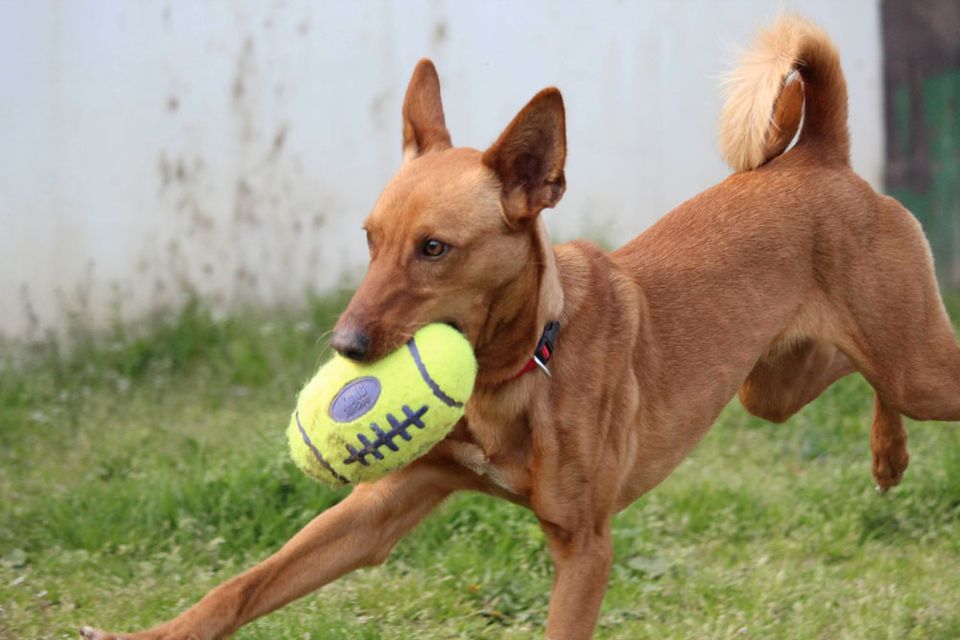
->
left=329, top=377, right=381, bottom=423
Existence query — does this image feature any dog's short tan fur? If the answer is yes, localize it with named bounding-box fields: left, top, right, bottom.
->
left=83, top=16, right=960, bottom=640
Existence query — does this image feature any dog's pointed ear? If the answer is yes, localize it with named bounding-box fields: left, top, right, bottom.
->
left=402, top=59, right=452, bottom=161
left=482, top=88, right=566, bottom=226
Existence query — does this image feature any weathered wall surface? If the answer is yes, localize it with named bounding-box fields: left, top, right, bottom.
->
left=0, top=1, right=883, bottom=340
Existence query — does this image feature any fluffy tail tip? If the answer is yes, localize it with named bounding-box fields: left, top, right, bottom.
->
left=717, top=14, right=831, bottom=172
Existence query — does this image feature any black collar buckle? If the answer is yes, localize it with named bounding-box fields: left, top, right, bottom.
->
left=532, top=320, right=561, bottom=377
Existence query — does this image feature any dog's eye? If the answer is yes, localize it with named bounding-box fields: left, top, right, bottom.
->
left=364, top=228, right=376, bottom=256
left=420, top=238, right=449, bottom=259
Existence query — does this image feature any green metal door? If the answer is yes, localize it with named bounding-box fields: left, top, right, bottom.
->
left=883, top=0, right=960, bottom=290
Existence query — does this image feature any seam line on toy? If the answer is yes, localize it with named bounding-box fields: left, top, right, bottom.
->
left=406, top=338, right=464, bottom=408
left=295, top=410, right=350, bottom=485
left=343, top=404, right=429, bottom=466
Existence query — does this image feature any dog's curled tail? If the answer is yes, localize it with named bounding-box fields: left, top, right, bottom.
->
left=718, top=14, right=850, bottom=172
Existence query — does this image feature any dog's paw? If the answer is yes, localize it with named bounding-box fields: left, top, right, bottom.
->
left=80, top=624, right=199, bottom=640
left=80, top=627, right=121, bottom=640
left=80, top=626, right=156, bottom=640
left=872, top=447, right=909, bottom=491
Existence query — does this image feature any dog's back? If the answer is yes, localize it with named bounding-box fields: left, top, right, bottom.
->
left=613, top=15, right=960, bottom=496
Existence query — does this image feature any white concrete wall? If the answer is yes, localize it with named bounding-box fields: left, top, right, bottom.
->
left=0, top=0, right=883, bottom=340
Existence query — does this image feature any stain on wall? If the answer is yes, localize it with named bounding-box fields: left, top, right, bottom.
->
left=0, top=1, right=885, bottom=341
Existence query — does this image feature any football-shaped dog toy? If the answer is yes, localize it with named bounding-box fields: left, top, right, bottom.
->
left=287, top=323, right=477, bottom=485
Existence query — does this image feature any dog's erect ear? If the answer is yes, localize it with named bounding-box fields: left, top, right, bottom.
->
left=402, top=59, right=452, bottom=161
left=482, top=88, right=566, bottom=226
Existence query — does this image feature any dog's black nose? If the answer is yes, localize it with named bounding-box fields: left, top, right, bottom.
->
left=331, top=328, right=372, bottom=361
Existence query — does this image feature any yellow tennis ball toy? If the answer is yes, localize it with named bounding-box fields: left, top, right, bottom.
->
left=287, top=323, right=477, bottom=486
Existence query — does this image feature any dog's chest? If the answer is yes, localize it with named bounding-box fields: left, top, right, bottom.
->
left=461, top=386, right=536, bottom=495
left=465, top=384, right=533, bottom=453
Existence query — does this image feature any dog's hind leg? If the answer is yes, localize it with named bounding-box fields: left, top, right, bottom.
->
left=739, top=339, right=855, bottom=424
left=833, top=201, right=960, bottom=423
left=850, top=316, right=960, bottom=423
left=844, top=315, right=957, bottom=489
left=843, top=293, right=960, bottom=424
left=871, top=394, right=909, bottom=490
left=823, top=199, right=960, bottom=488
left=739, top=338, right=912, bottom=489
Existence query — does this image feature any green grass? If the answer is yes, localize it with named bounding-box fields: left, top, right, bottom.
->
left=2, top=296, right=960, bottom=639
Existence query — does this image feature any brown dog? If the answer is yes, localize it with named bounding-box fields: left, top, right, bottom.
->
left=82, top=15, right=960, bottom=640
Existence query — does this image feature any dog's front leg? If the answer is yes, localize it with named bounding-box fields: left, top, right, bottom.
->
left=540, top=520, right=613, bottom=640
left=81, top=459, right=469, bottom=640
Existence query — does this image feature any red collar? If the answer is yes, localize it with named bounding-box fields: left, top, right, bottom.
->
left=501, top=321, right=560, bottom=384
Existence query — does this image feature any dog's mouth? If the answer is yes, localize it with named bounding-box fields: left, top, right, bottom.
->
left=441, top=319, right=463, bottom=334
